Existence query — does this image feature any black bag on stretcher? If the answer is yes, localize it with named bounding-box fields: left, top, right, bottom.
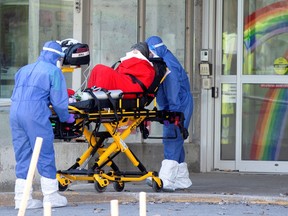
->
left=61, top=40, right=90, bottom=66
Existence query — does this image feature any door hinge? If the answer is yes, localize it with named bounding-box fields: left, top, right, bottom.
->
left=212, top=87, right=218, bottom=98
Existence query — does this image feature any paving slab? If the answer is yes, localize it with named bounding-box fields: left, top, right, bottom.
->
left=1, top=172, right=288, bottom=207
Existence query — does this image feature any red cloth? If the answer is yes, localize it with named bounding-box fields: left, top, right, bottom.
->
left=67, top=88, right=75, bottom=97
left=88, top=57, right=155, bottom=98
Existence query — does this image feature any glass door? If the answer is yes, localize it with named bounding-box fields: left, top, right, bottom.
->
left=215, top=0, right=288, bottom=172
left=214, top=0, right=238, bottom=171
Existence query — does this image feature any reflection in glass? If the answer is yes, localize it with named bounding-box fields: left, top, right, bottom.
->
left=0, top=2, right=28, bottom=98
left=221, top=84, right=236, bottom=160
left=39, top=1, right=74, bottom=88
left=0, top=1, right=74, bottom=97
left=242, top=84, right=288, bottom=161
left=222, top=0, right=237, bottom=75
left=39, top=1, right=73, bottom=49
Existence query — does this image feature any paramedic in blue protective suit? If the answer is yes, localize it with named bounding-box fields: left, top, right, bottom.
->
left=146, top=36, right=193, bottom=191
left=10, top=41, right=75, bottom=209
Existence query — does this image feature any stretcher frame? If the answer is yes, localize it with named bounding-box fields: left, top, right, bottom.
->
left=53, top=55, right=187, bottom=192
left=51, top=93, right=187, bottom=193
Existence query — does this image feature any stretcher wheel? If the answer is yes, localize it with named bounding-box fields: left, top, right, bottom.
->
left=58, top=182, right=68, bottom=192
left=94, top=181, right=107, bottom=193
left=113, top=181, right=125, bottom=192
left=152, top=179, right=163, bottom=192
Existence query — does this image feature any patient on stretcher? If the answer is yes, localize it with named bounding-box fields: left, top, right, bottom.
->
left=69, top=42, right=168, bottom=111
left=87, top=42, right=155, bottom=98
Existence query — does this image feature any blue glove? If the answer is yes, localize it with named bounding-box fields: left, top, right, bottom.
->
left=163, top=120, right=170, bottom=126
left=66, top=114, right=75, bottom=123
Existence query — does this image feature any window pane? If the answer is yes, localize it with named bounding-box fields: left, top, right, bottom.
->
left=242, top=84, right=288, bottom=161
left=222, top=0, right=237, bottom=75
left=39, top=0, right=74, bottom=88
left=0, top=1, right=28, bottom=98
left=243, top=1, right=288, bottom=75
left=0, top=0, right=74, bottom=98
left=221, top=83, right=236, bottom=160
left=39, top=1, right=73, bottom=47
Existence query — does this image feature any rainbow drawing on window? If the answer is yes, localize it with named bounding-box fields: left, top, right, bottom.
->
left=245, top=1, right=288, bottom=160
left=244, top=1, right=288, bottom=52
left=250, top=87, right=288, bottom=160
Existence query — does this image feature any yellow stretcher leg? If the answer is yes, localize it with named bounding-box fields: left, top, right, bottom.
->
left=56, top=109, right=165, bottom=192
left=94, top=116, right=146, bottom=168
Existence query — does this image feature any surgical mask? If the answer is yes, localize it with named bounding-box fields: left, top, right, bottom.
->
left=56, top=57, right=64, bottom=69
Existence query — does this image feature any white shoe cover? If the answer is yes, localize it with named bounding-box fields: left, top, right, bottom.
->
left=159, top=159, right=179, bottom=191
left=14, top=179, right=43, bottom=209
left=174, top=162, right=192, bottom=189
left=43, top=192, right=67, bottom=208
left=15, top=199, right=43, bottom=210
left=41, top=177, right=67, bottom=208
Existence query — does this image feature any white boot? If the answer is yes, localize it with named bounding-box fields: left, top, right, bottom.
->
left=159, top=159, right=179, bottom=191
left=174, top=162, right=192, bottom=190
left=14, top=178, right=43, bottom=209
left=41, top=177, right=67, bottom=208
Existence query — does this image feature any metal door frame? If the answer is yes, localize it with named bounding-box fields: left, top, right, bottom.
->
left=212, top=0, right=288, bottom=173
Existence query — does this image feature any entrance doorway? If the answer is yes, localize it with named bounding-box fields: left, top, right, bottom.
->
left=214, top=0, right=288, bottom=172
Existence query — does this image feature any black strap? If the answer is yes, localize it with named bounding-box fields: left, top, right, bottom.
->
left=84, top=88, right=103, bottom=121
left=100, top=88, right=119, bottom=134
left=84, top=88, right=119, bottom=133
left=101, top=89, right=118, bottom=116
left=127, top=74, right=148, bottom=92
left=111, top=60, right=121, bottom=69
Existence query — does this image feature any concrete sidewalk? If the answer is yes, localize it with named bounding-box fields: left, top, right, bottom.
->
left=1, top=172, right=288, bottom=207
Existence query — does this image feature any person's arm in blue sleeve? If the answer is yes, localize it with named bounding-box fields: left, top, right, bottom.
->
left=163, top=67, right=181, bottom=112
left=50, top=68, right=70, bottom=122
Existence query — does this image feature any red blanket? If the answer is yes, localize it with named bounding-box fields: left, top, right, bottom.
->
left=88, top=56, right=155, bottom=98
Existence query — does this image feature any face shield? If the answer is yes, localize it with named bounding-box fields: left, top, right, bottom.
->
left=148, top=42, right=164, bottom=58
left=56, top=57, right=64, bottom=69
left=42, top=47, right=65, bottom=58
left=148, top=46, right=157, bottom=58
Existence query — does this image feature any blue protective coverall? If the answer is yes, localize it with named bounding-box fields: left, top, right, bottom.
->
left=10, top=41, right=70, bottom=179
left=146, top=36, right=193, bottom=163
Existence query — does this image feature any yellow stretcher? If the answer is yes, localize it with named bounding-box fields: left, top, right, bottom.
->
left=51, top=57, right=187, bottom=192
left=50, top=88, right=188, bottom=193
